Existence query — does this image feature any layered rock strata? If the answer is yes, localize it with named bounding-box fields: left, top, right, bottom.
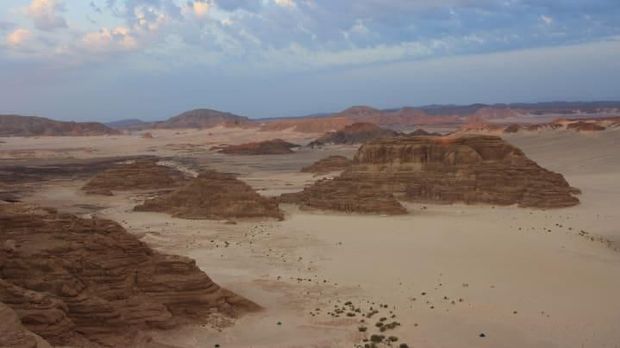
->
left=0, top=203, right=259, bottom=347
left=135, top=171, right=284, bottom=220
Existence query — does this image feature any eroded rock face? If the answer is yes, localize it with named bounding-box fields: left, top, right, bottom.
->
left=309, top=122, right=398, bottom=147
left=566, top=121, right=606, bottom=132
left=218, top=139, right=300, bottom=155
left=301, top=156, right=351, bottom=174
left=82, top=159, right=189, bottom=196
left=0, top=203, right=259, bottom=347
left=135, top=171, right=284, bottom=220
left=0, top=302, right=52, bottom=348
left=280, top=178, right=407, bottom=215
left=282, top=135, right=580, bottom=212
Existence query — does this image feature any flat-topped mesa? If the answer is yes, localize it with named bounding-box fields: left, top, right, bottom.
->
left=301, top=155, right=352, bottom=174
left=81, top=158, right=190, bottom=195
left=135, top=170, right=284, bottom=220
left=218, top=139, right=300, bottom=155
left=308, top=122, right=398, bottom=147
left=0, top=203, right=259, bottom=347
left=348, top=135, right=580, bottom=208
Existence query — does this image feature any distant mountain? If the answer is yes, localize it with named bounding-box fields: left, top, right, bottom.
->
left=154, top=109, right=253, bottom=129
left=105, top=118, right=148, bottom=129
left=0, top=114, right=119, bottom=137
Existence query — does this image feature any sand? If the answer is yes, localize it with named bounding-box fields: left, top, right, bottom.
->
left=6, top=127, right=620, bottom=347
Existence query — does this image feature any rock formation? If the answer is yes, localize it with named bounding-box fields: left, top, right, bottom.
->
left=280, top=178, right=407, bottom=215
left=301, top=156, right=351, bottom=174
left=0, top=203, right=259, bottom=347
left=82, top=159, right=189, bottom=196
left=135, top=171, right=284, bottom=220
left=0, top=115, right=119, bottom=137
left=282, top=135, right=580, bottom=212
left=566, top=121, right=606, bottom=131
left=408, top=128, right=441, bottom=136
left=308, top=122, right=398, bottom=147
left=218, top=139, right=300, bottom=155
left=154, top=109, right=253, bottom=129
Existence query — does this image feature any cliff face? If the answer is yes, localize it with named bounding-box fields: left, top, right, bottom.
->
left=350, top=135, right=580, bottom=208
left=0, top=203, right=259, bottom=347
left=281, top=135, right=580, bottom=213
left=135, top=171, right=284, bottom=220
left=82, top=159, right=190, bottom=195
left=0, top=115, right=119, bottom=137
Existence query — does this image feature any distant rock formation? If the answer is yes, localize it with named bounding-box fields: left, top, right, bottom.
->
left=154, top=109, right=253, bottom=129
left=308, top=122, right=398, bottom=147
left=82, top=159, right=189, bottom=196
left=141, top=132, right=154, bottom=139
left=566, top=121, right=606, bottom=132
left=0, top=115, right=119, bottom=137
left=105, top=119, right=148, bottom=130
left=0, top=203, right=259, bottom=347
left=282, top=135, right=580, bottom=212
left=408, top=128, right=441, bottom=136
left=301, top=155, right=351, bottom=174
left=135, top=171, right=284, bottom=220
left=218, top=139, right=300, bottom=155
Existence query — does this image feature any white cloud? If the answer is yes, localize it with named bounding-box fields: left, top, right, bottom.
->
left=274, top=0, right=295, bottom=8
left=82, top=26, right=137, bottom=52
left=26, top=0, right=67, bottom=31
left=5, top=28, right=31, bottom=46
left=540, top=15, right=554, bottom=26
left=192, top=1, right=210, bottom=17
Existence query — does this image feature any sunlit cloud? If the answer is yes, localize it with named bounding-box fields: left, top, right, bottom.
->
left=82, top=26, right=137, bottom=52
left=26, top=0, right=67, bottom=31
left=192, top=1, right=210, bottom=17
left=5, top=28, right=31, bottom=46
left=274, top=0, right=295, bottom=8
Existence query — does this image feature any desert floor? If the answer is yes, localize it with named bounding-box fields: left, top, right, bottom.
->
left=4, top=127, right=620, bottom=348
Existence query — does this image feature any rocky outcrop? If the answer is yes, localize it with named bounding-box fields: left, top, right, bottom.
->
left=0, top=203, right=259, bottom=347
left=408, top=129, right=441, bottom=136
left=301, top=156, right=351, bottom=174
left=0, top=115, right=119, bottom=137
left=566, top=121, right=606, bottom=131
left=154, top=109, right=253, bottom=129
left=308, top=123, right=398, bottom=147
left=218, top=139, right=300, bottom=155
left=282, top=135, right=579, bottom=212
left=0, top=302, right=52, bottom=348
left=280, top=178, right=407, bottom=215
left=135, top=171, right=284, bottom=220
left=82, top=159, right=189, bottom=196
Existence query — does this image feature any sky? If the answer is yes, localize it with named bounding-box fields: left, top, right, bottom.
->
left=0, top=0, right=619, bottom=121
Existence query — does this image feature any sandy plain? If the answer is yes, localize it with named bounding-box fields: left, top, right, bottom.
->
left=3, top=127, right=619, bottom=348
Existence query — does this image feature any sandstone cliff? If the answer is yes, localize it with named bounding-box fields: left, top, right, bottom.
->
left=0, top=115, right=119, bottom=137
left=282, top=135, right=580, bottom=213
left=0, top=203, right=259, bottom=347
left=135, top=171, right=284, bottom=220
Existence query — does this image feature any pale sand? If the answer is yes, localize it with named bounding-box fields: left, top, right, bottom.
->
left=10, top=127, right=620, bottom=348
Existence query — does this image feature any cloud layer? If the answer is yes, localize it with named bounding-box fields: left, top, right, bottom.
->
left=0, top=0, right=619, bottom=120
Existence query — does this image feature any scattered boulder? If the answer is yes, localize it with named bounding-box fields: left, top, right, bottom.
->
left=0, top=203, right=259, bottom=347
left=141, top=132, right=154, bottom=139
left=301, top=156, right=352, bottom=174
left=218, top=139, right=300, bottom=155
left=135, top=170, right=284, bottom=220
left=308, top=123, right=398, bottom=147
left=82, top=159, right=189, bottom=195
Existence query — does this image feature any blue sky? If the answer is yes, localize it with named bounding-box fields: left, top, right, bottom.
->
left=1, top=0, right=619, bottom=121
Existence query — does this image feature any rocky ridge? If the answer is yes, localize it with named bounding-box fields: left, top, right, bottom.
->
left=0, top=203, right=258, bottom=347
left=135, top=171, right=284, bottom=220
left=282, top=135, right=580, bottom=213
